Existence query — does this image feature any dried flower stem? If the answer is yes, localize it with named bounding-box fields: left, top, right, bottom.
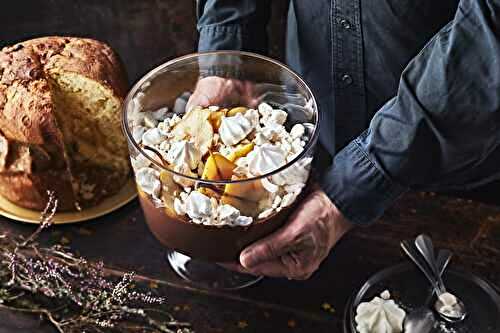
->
left=0, top=191, right=194, bottom=333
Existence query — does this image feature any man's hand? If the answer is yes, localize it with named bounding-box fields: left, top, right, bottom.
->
left=186, top=76, right=256, bottom=112
left=227, top=189, right=354, bottom=280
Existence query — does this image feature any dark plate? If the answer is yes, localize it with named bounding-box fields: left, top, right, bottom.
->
left=344, top=263, right=500, bottom=333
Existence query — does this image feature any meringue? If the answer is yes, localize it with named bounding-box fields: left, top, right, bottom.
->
left=142, top=128, right=165, bottom=146
left=219, top=113, right=254, bottom=146
left=185, top=191, right=213, bottom=221
left=247, top=143, right=286, bottom=176
left=132, top=126, right=146, bottom=143
left=233, top=216, right=253, bottom=226
left=166, top=140, right=201, bottom=170
left=271, top=157, right=312, bottom=186
left=268, top=109, right=288, bottom=125
left=355, top=291, right=406, bottom=333
left=258, top=102, right=273, bottom=119
left=218, top=204, right=241, bottom=225
left=290, top=123, right=306, bottom=139
left=131, top=154, right=151, bottom=170
left=172, top=164, right=197, bottom=188
left=136, top=168, right=161, bottom=199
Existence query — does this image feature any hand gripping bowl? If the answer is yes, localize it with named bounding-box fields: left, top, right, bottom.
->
left=123, top=51, right=319, bottom=289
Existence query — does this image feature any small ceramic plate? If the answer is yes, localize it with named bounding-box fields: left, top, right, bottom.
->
left=0, top=178, right=137, bottom=224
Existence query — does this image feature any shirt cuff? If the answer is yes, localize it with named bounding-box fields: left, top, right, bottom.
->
left=198, top=25, right=243, bottom=52
left=320, top=131, right=408, bottom=225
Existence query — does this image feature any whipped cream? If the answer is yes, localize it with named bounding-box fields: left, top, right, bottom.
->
left=166, top=140, right=200, bottom=170
left=355, top=290, right=406, bottom=333
left=219, top=113, right=254, bottom=146
left=247, top=143, right=286, bottom=176
left=136, top=167, right=162, bottom=199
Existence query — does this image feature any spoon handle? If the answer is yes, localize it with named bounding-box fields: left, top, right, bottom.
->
left=424, top=249, right=452, bottom=304
left=415, top=235, right=447, bottom=295
left=401, top=240, right=442, bottom=291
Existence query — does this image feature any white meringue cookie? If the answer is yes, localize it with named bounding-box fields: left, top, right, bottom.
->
left=244, top=109, right=260, bottom=129
left=260, top=123, right=285, bottom=142
left=247, top=143, right=286, bottom=176
left=280, top=192, right=299, bottom=208
left=132, top=126, right=146, bottom=143
left=219, top=113, right=254, bottom=146
left=218, top=204, right=241, bottom=225
left=233, top=216, right=253, bottom=226
left=150, top=107, right=170, bottom=121
left=136, top=167, right=161, bottom=199
left=185, top=191, right=213, bottom=221
left=254, top=132, right=270, bottom=146
left=174, top=198, right=186, bottom=215
left=166, top=140, right=200, bottom=170
left=268, top=109, right=288, bottom=125
left=131, top=154, right=151, bottom=170
left=258, top=103, right=273, bottom=119
left=355, top=291, right=406, bottom=333
left=290, top=124, right=306, bottom=139
left=261, top=177, right=280, bottom=193
left=258, top=208, right=274, bottom=219
left=142, top=128, right=165, bottom=146
left=173, top=164, right=197, bottom=188
left=271, top=157, right=312, bottom=186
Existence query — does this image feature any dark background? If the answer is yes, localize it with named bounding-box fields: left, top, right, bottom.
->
left=0, top=0, right=288, bottom=85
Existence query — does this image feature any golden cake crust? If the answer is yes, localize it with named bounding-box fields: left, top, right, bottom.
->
left=0, top=37, right=128, bottom=211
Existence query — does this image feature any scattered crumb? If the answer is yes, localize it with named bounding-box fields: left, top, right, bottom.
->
left=182, top=304, right=191, bottom=311
left=321, top=302, right=332, bottom=311
left=77, top=227, right=93, bottom=236
left=60, top=236, right=71, bottom=245
left=287, top=319, right=296, bottom=328
left=148, top=281, right=159, bottom=289
left=237, top=320, right=248, bottom=329
left=173, top=305, right=181, bottom=312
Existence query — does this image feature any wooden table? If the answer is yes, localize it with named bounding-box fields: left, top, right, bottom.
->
left=1, top=188, right=499, bottom=333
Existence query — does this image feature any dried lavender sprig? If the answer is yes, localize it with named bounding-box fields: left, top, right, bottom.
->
left=0, top=192, right=194, bottom=333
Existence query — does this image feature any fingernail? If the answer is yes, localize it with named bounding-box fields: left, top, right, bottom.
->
left=240, top=249, right=258, bottom=269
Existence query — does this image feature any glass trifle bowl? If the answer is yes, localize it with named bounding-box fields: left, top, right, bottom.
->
left=123, top=51, right=319, bottom=289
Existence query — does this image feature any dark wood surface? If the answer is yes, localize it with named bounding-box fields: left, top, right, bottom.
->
left=1, top=1, right=500, bottom=332
left=0, top=189, right=499, bottom=333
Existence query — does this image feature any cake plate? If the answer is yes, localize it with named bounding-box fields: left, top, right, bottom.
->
left=0, top=178, right=137, bottom=224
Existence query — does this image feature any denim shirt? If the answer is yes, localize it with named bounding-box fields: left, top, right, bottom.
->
left=197, top=0, right=500, bottom=225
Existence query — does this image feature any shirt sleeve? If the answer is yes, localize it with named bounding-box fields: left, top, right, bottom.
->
left=197, top=0, right=271, bottom=54
left=321, top=0, right=500, bottom=225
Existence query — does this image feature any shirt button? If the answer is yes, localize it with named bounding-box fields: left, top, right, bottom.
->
left=340, top=18, right=351, bottom=30
left=341, top=74, right=353, bottom=86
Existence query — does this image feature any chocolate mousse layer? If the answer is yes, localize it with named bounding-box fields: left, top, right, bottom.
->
left=139, top=192, right=292, bottom=262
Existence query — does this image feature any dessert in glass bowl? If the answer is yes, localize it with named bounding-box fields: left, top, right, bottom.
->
left=123, top=51, right=319, bottom=289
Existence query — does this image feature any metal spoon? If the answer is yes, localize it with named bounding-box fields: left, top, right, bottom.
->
left=402, top=246, right=452, bottom=333
left=415, top=234, right=467, bottom=323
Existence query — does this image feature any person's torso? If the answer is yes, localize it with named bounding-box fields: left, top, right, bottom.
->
left=285, top=0, right=459, bottom=153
